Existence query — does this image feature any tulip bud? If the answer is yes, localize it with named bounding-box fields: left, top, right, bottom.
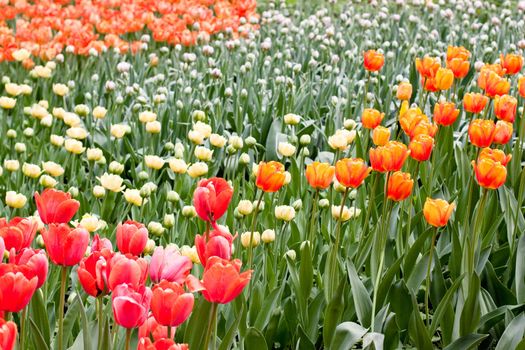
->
left=262, top=229, right=276, bottom=243
left=245, top=136, right=257, bottom=147
left=343, top=119, right=357, bottom=130
left=300, top=135, right=311, bottom=145
left=138, top=171, right=149, bottom=180
left=180, top=245, right=199, bottom=263
left=163, top=214, right=175, bottom=228
left=292, top=199, right=303, bottom=211
left=93, top=185, right=106, bottom=198
left=284, top=113, right=301, bottom=125
left=167, top=191, right=180, bottom=202
left=6, top=129, right=16, bottom=138
left=40, top=175, right=57, bottom=188
left=148, top=222, right=165, bottom=237
left=109, top=161, right=124, bottom=174
left=182, top=206, right=196, bottom=218
left=241, top=231, right=260, bottom=247
left=237, top=200, right=254, bottom=216
left=319, top=198, right=330, bottom=208
left=275, top=205, right=296, bottom=221
left=15, top=143, right=27, bottom=153
left=285, top=250, right=296, bottom=260
left=143, top=239, right=156, bottom=255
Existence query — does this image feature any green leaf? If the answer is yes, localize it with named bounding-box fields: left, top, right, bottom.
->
left=30, top=289, right=51, bottom=348
left=430, top=275, right=464, bottom=337
left=219, top=303, right=244, bottom=350
left=408, top=298, right=433, bottom=350
left=330, top=322, right=367, bottom=350
left=443, top=334, right=489, bottom=350
left=184, top=298, right=212, bottom=349
left=76, top=296, right=93, bottom=350
left=29, top=317, right=50, bottom=350
left=495, top=313, right=525, bottom=350
left=460, top=274, right=481, bottom=336
left=253, top=287, right=281, bottom=331
left=243, top=327, right=268, bottom=350
left=323, top=279, right=346, bottom=348
left=516, top=234, right=525, bottom=303
left=347, top=261, right=372, bottom=328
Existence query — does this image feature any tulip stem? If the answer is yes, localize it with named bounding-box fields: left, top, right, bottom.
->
left=203, top=303, right=218, bottom=350
left=58, top=266, right=68, bottom=350
left=425, top=227, right=439, bottom=328
left=124, top=328, right=131, bottom=350
left=328, top=187, right=349, bottom=301
left=247, top=191, right=264, bottom=269
left=20, top=307, right=27, bottom=350
left=307, top=190, right=320, bottom=253
left=97, top=296, right=104, bottom=350
left=468, top=189, right=489, bottom=278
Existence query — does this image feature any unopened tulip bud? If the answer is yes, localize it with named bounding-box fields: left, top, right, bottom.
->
left=319, top=198, right=330, bottom=208
left=262, top=229, right=276, bottom=243
left=285, top=250, right=296, bottom=260
left=275, top=205, right=296, bottom=221
left=148, top=221, right=164, bottom=237
left=15, top=143, right=26, bottom=153
left=344, top=119, right=357, bottom=130
left=143, top=239, right=156, bottom=255
left=109, top=161, right=124, bottom=174
left=239, top=153, right=250, bottom=165
left=163, top=214, right=175, bottom=228
left=292, top=199, right=303, bottom=211
left=93, top=185, right=106, bottom=198
left=36, top=235, right=45, bottom=248
left=284, top=113, right=301, bottom=125
left=245, top=136, right=257, bottom=147
left=167, top=191, right=180, bottom=202
left=241, top=231, right=260, bottom=248
left=138, top=171, right=149, bottom=180
left=300, top=135, right=311, bottom=145
left=180, top=245, right=200, bottom=264
left=192, top=110, right=206, bottom=121
left=182, top=205, right=196, bottom=218
left=6, top=129, right=16, bottom=138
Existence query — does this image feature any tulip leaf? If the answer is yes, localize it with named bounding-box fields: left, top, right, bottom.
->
left=243, top=327, right=268, bottom=350
left=29, top=317, right=50, bottom=350
left=330, top=322, right=367, bottom=350
left=495, top=313, right=525, bottom=350
left=443, top=333, right=489, bottom=350
left=346, top=261, right=372, bottom=328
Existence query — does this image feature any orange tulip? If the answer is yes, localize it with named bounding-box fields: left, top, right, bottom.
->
left=361, top=108, right=384, bottom=129
left=408, top=120, right=438, bottom=140
left=478, top=148, right=512, bottom=166
left=463, top=93, right=489, bottom=114
left=387, top=171, right=413, bottom=201
left=369, top=141, right=409, bottom=173
left=493, top=120, right=513, bottom=145
left=396, top=82, right=412, bottom=100
left=335, top=158, right=372, bottom=188
left=256, top=161, right=286, bottom=193
left=416, top=56, right=440, bottom=79
left=372, top=126, right=390, bottom=146
left=409, top=134, right=434, bottom=162
left=472, top=158, right=507, bottom=189
left=363, top=50, right=384, bottom=72
left=435, top=67, right=454, bottom=90
left=399, top=107, right=426, bottom=135
left=305, top=162, right=335, bottom=190
left=433, top=101, right=459, bottom=126
left=500, top=53, right=523, bottom=75
left=468, top=119, right=496, bottom=148
left=519, top=76, right=525, bottom=98
left=493, top=94, right=517, bottom=123
left=478, top=69, right=510, bottom=97
left=482, top=63, right=506, bottom=76
left=447, top=58, right=470, bottom=79
left=422, top=76, right=438, bottom=92
left=446, top=46, right=471, bottom=62
left=423, top=198, right=455, bottom=227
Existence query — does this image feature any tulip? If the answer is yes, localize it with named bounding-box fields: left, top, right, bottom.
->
left=409, top=134, right=434, bottom=162
left=0, top=317, right=17, bottom=350
left=519, top=76, right=525, bottom=98
left=193, top=177, right=233, bottom=223
left=372, top=126, right=390, bottom=146
left=493, top=94, right=517, bottom=123
left=433, top=101, right=459, bottom=126
left=149, top=246, right=192, bottom=284
left=41, top=223, right=89, bottom=266
left=361, top=108, right=384, bottom=129
left=77, top=252, right=110, bottom=297
left=112, top=284, right=152, bottom=328
left=500, top=53, right=523, bottom=75
left=468, top=119, right=496, bottom=148
left=435, top=67, right=454, bottom=90
left=195, top=228, right=234, bottom=267
left=116, top=220, right=148, bottom=256
left=305, top=162, right=335, bottom=189
left=186, top=256, right=252, bottom=304
left=0, top=238, right=4, bottom=262
left=0, top=217, right=38, bottom=253
left=92, top=234, right=113, bottom=255
left=472, top=158, right=507, bottom=189
left=369, top=141, right=410, bottom=173
left=399, top=107, right=427, bottom=135
left=422, top=76, right=438, bottom=92
left=423, top=198, right=455, bottom=227
left=478, top=69, right=510, bottom=97
left=150, top=281, right=194, bottom=327
left=447, top=58, right=470, bottom=79
left=0, top=271, right=37, bottom=312
left=9, top=248, right=49, bottom=288
left=386, top=171, right=413, bottom=202
left=335, top=158, right=372, bottom=188
left=138, top=315, right=174, bottom=342
left=396, top=82, right=412, bottom=100
left=463, top=93, right=489, bottom=114
left=415, top=56, right=440, bottom=79
left=408, top=120, right=438, bottom=140
left=137, top=338, right=189, bottom=350
left=493, top=120, right=513, bottom=145
left=255, top=161, right=286, bottom=192
left=483, top=63, right=506, bottom=76
left=478, top=148, right=512, bottom=166
left=446, top=46, right=471, bottom=62
left=34, top=189, right=80, bottom=225
left=363, top=50, right=384, bottom=72
left=107, top=253, right=148, bottom=291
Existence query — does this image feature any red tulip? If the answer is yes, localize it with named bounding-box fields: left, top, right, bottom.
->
left=108, top=253, right=148, bottom=291
left=138, top=315, right=174, bottom=342
left=0, top=238, right=4, bottom=262
left=112, top=284, right=152, bottom=329
left=116, top=220, right=148, bottom=256
left=151, top=280, right=194, bottom=327
left=34, top=189, right=80, bottom=225
left=92, top=234, right=113, bottom=255
left=186, top=257, right=252, bottom=304
left=0, top=317, right=17, bottom=350
left=9, top=248, right=49, bottom=288
left=195, top=228, right=234, bottom=267
left=0, top=271, right=37, bottom=312
left=149, top=246, right=192, bottom=284
left=0, top=217, right=38, bottom=253
left=193, top=177, right=233, bottom=222
left=137, top=337, right=189, bottom=350
left=41, top=224, right=89, bottom=266
left=77, top=252, right=110, bottom=297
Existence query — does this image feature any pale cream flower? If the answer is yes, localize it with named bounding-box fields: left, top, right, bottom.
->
left=66, top=127, right=89, bottom=140
left=145, top=155, right=165, bottom=170
left=98, top=173, right=125, bottom=192
left=12, top=48, right=31, bottom=61
left=124, top=189, right=144, bottom=206
left=42, top=161, right=64, bottom=177
left=139, top=111, right=157, bottom=123
left=5, top=191, right=27, bottom=208
left=50, top=135, right=65, bottom=147
left=193, top=121, right=212, bottom=138
left=275, top=205, right=296, bottom=221
left=169, top=158, right=188, bottom=174
left=22, top=163, right=41, bottom=179
left=93, top=106, right=107, bottom=119
left=0, top=96, right=16, bottom=109
left=194, top=146, right=213, bottom=161
left=52, top=83, right=69, bottom=96
left=187, top=162, right=208, bottom=178
left=278, top=142, right=296, bottom=157
left=210, top=134, right=227, bottom=148
left=64, top=139, right=86, bottom=154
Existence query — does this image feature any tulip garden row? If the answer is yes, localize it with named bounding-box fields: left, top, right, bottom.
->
left=2, top=0, right=525, bottom=349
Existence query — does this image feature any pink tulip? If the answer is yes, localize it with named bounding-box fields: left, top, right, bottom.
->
left=195, top=228, right=234, bottom=267
left=112, top=284, right=152, bottom=329
left=149, top=246, right=192, bottom=284
left=116, top=221, right=148, bottom=256
left=108, top=253, right=148, bottom=291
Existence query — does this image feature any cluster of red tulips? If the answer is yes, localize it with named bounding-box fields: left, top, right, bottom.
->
left=0, top=180, right=255, bottom=350
left=0, top=0, right=257, bottom=64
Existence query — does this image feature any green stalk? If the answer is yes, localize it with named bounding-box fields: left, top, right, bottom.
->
left=58, top=266, right=68, bottom=350
left=124, top=328, right=131, bottom=350
left=247, top=191, right=264, bottom=269
left=20, top=307, right=27, bottom=350
left=468, top=189, right=489, bottom=277
left=97, top=296, right=104, bottom=350
left=425, top=227, right=439, bottom=327
left=202, top=303, right=218, bottom=350
left=307, top=190, right=320, bottom=253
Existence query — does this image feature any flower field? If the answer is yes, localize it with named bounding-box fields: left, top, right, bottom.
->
left=1, top=0, right=525, bottom=349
